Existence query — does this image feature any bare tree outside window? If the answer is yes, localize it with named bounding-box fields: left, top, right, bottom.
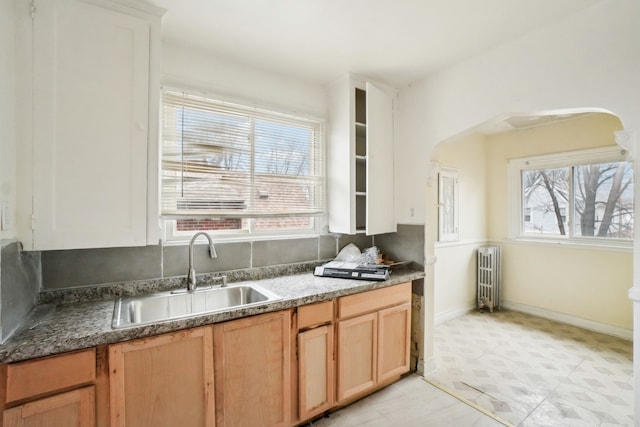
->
left=522, top=161, right=633, bottom=239
left=574, top=162, right=633, bottom=238
left=523, top=168, right=569, bottom=235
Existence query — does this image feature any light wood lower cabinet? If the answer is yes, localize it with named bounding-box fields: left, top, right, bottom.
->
left=377, top=303, right=411, bottom=383
left=3, top=349, right=96, bottom=404
left=1, top=348, right=98, bottom=427
left=3, top=386, right=95, bottom=427
left=297, top=300, right=335, bottom=423
left=214, top=310, right=292, bottom=427
left=336, top=282, right=412, bottom=404
left=298, top=325, right=334, bottom=421
left=0, top=282, right=414, bottom=427
left=108, top=326, right=214, bottom=427
left=336, top=312, right=378, bottom=401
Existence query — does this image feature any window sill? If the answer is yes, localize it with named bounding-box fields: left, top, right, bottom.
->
left=162, top=231, right=324, bottom=246
left=505, top=236, right=633, bottom=252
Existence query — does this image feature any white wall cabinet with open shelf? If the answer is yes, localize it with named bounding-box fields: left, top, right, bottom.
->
left=327, top=74, right=396, bottom=235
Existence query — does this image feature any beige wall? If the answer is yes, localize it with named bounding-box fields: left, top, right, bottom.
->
left=433, top=134, right=489, bottom=242
left=433, top=243, right=482, bottom=319
left=486, top=113, right=632, bottom=332
left=486, top=113, right=625, bottom=238
left=432, top=133, right=488, bottom=319
left=501, top=244, right=632, bottom=329
left=431, top=113, right=633, bottom=334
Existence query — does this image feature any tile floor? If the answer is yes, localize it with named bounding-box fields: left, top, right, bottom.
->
left=307, top=310, right=633, bottom=427
left=429, top=310, right=633, bottom=426
left=306, top=374, right=505, bottom=426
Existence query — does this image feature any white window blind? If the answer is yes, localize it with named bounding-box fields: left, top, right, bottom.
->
left=161, top=90, right=325, bottom=220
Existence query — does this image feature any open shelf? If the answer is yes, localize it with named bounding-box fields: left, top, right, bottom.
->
left=355, top=88, right=367, bottom=233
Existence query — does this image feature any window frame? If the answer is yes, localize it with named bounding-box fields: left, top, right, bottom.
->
left=160, top=87, right=327, bottom=244
left=438, top=168, right=459, bottom=242
left=507, top=146, right=633, bottom=249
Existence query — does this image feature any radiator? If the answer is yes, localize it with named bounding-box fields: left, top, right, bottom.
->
left=477, top=246, right=501, bottom=312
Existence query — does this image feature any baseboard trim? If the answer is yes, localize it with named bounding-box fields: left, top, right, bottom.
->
left=502, top=301, right=632, bottom=341
left=422, top=356, right=438, bottom=377
left=433, top=301, right=631, bottom=340
left=434, top=304, right=475, bottom=325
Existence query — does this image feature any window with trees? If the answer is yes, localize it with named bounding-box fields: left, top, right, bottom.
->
left=509, top=147, right=633, bottom=243
left=161, top=89, right=325, bottom=241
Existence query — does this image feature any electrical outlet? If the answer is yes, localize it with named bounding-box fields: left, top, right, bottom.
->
left=1, top=201, right=10, bottom=230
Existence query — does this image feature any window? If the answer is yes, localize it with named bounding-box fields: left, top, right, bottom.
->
left=161, top=89, right=325, bottom=241
left=509, top=147, right=633, bottom=244
left=438, top=168, right=459, bottom=242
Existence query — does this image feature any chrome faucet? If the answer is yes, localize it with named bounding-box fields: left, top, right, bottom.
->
left=187, top=232, right=217, bottom=291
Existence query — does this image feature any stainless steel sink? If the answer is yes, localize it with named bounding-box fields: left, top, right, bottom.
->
left=112, top=284, right=281, bottom=329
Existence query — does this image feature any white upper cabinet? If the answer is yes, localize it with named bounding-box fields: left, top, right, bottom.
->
left=24, top=0, right=163, bottom=250
left=327, top=75, right=396, bottom=235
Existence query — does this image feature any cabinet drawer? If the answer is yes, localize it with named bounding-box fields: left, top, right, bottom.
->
left=338, top=282, right=411, bottom=320
left=3, top=386, right=95, bottom=426
left=5, top=348, right=96, bottom=403
left=298, top=301, right=334, bottom=330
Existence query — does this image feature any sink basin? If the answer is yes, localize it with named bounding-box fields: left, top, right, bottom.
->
left=112, top=284, right=282, bottom=329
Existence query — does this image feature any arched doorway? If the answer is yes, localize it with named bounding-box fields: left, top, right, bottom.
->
left=420, top=110, right=635, bottom=424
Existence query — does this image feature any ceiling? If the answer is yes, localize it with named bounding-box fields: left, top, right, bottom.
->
left=147, top=0, right=602, bottom=87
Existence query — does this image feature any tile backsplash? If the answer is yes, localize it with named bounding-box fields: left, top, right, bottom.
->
left=38, top=224, right=424, bottom=290
left=1, top=240, right=40, bottom=342
left=0, top=225, right=423, bottom=342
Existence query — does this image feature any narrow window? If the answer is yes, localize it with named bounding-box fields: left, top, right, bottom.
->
left=438, top=168, right=459, bottom=242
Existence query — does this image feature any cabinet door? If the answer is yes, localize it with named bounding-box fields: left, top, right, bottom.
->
left=326, top=75, right=355, bottom=234
left=3, top=386, right=95, bottom=427
left=377, top=303, right=411, bottom=383
left=214, top=310, right=292, bottom=427
left=298, top=325, right=334, bottom=421
left=365, top=82, right=395, bottom=235
left=31, top=0, right=150, bottom=249
left=108, top=327, right=214, bottom=427
left=336, top=312, right=378, bottom=402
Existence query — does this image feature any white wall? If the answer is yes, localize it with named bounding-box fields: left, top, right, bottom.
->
left=395, top=0, right=640, bottom=225
left=162, top=42, right=327, bottom=119
left=0, top=0, right=17, bottom=241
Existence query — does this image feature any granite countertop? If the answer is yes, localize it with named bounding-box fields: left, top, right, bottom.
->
left=0, top=268, right=424, bottom=363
